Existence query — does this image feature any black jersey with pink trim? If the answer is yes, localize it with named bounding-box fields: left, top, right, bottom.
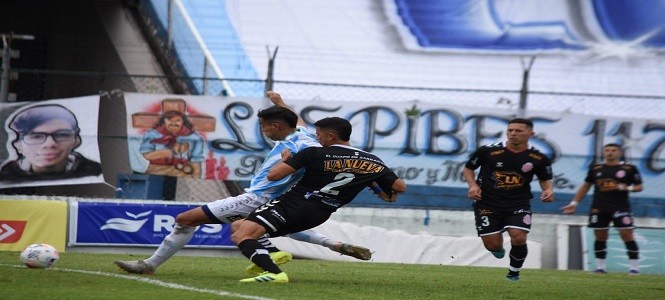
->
left=585, top=162, right=642, bottom=211
left=465, top=142, right=553, bottom=211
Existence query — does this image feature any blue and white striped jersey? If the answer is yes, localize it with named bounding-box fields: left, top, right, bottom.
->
left=246, top=126, right=320, bottom=199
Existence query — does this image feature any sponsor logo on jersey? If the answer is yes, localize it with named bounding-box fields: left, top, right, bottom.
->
left=478, top=208, right=493, bottom=215
left=616, top=170, right=626, bottom=178
left=490, top=149, right=504, bottom=156
left=324, top=159, right=385, bottom=174
left=528, top=153, right=543, bottom=160
left=495, top=162, right=503, bottom=168
left=596, top=179, right=620, bottom=192
left=492, top=171, right=523, bottom=189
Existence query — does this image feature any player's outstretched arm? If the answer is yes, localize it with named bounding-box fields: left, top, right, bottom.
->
left=266, top=91, right=306, bottom=127
left=562, top=182, right=592, bottom=214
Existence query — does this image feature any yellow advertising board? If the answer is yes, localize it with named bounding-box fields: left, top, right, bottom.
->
left=0, top=199, right=67, bottom=252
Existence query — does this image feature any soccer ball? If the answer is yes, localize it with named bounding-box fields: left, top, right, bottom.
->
left=19, top=243, right=60, bottom=268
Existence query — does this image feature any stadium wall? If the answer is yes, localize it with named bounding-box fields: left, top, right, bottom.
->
left=329, top=206, right=665, bottom=270
left=4, top=197, right=665, bottom=272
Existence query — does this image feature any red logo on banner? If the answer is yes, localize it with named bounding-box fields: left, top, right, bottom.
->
left=0, top=220, right=28, bottom=243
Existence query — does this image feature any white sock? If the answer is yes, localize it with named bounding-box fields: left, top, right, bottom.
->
left=629, top=259, right=640, bottom=271
left=596, top=258, right=607, bottom=270
left=287, top=230, right=337, bottom=251
left=144, top=224, right=195, bottom=268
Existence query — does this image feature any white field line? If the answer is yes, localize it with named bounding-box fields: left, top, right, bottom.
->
left=2, top=264, right=274, bottom=300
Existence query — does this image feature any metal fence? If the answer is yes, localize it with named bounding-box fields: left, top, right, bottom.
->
left=9, top=68, right=665, bottom=118
left=1, top=68, right=664, bottom=214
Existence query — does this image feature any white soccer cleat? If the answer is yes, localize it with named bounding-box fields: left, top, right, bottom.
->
left=114, top=260, right=156, bottom=275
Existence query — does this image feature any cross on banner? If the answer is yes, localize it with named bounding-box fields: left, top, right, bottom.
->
left=131, top=98, right=216, bottom=132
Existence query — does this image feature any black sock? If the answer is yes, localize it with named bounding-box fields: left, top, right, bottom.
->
left=509, top=244, right=528, bottom=270
left=594, top=240, right=607, bottom=259
left=257, top=235, right=280, bottom=253
left=625, top=240, right=639, bottom=260
left=238, top=239, right=282, bottom=274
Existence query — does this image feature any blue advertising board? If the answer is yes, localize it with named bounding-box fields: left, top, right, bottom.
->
left=69, top=201, right=234, bottom=248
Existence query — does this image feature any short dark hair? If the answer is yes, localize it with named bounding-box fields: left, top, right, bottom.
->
left=257, top=106, right=297, bottom=128
left=314, top=117, right=352, bottom=141
left=604, top=143, right=623, bottom=150
left=9, top=104, right=80, bottom=134
left=8, top=104, right=82, bottom=159
left=508, top=118, right=533, bottom=129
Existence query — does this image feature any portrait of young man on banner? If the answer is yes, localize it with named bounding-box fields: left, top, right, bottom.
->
left=0, top=96, right=104, bottom=188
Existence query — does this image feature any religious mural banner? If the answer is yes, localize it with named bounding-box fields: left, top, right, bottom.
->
left=125, top=94, right=220, bottom=179
left=0, top=96, right=104, bottom=188
left=124, top=93, right=664, bottom=198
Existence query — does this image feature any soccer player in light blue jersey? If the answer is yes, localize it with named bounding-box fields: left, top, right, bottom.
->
left=115, top=92, right=371, bottom=275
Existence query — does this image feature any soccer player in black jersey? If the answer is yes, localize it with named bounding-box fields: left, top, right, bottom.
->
left=562, top=143, right=643, bottom=275
left=463, top=118, right=554, bottom=281
left=231, top=117, right=407, bottom=283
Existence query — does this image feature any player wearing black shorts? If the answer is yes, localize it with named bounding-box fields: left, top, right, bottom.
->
left=231, top=117, right=407, bottom=283
left=563, top=143, right=643, bottom=275
left=463, top=118, right=554, bottom=281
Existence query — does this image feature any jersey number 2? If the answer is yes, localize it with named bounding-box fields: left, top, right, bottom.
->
left=320, top=172, right=355, bottom=196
